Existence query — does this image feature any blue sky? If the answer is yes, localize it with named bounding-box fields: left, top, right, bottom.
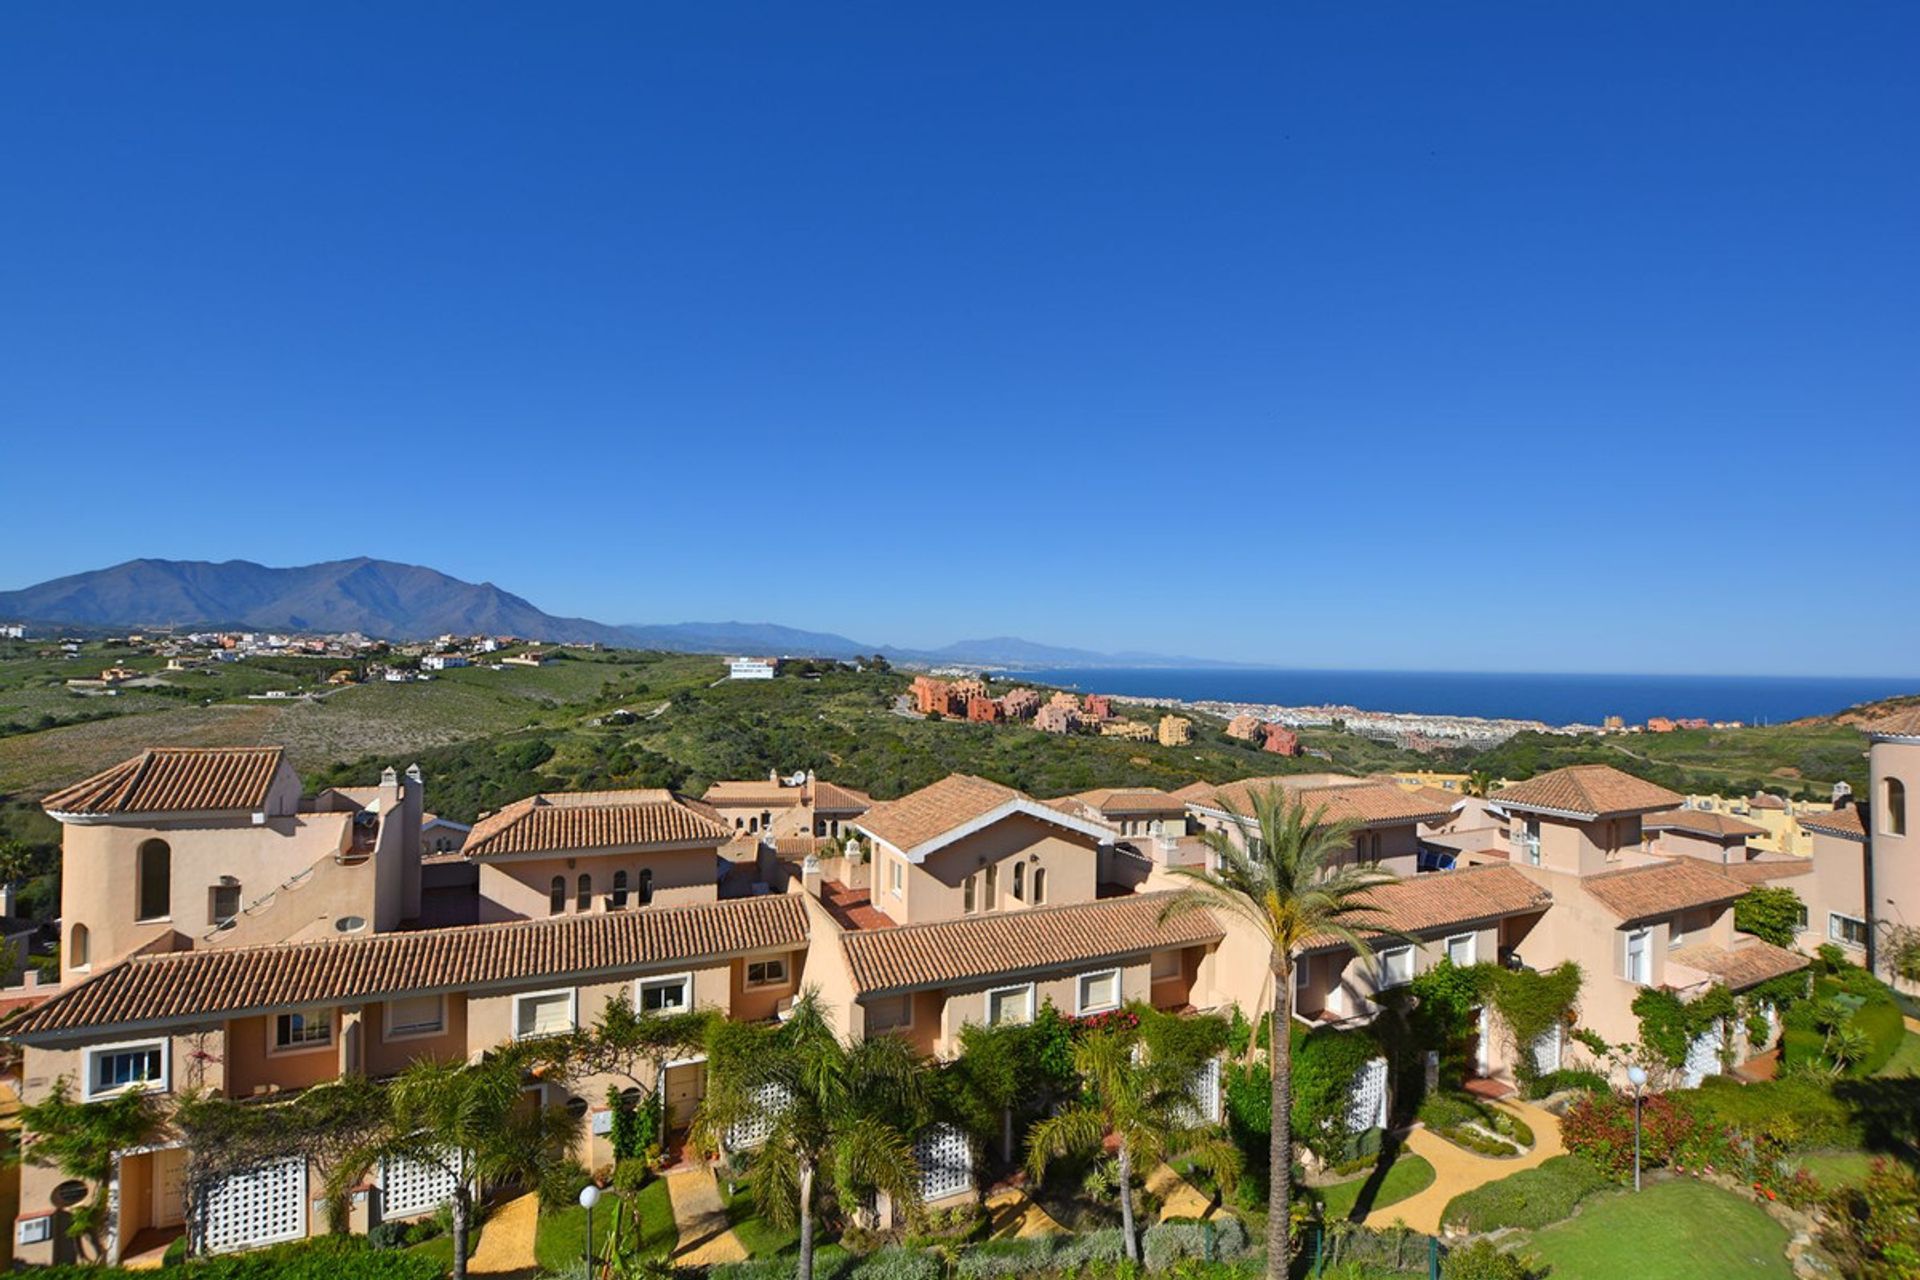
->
left=2, top=4, right=1914, bottom=675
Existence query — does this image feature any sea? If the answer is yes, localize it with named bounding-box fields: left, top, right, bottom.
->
left=997, top=668, right=1918, bottom=728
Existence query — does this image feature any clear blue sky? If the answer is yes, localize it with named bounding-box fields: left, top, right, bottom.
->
left=2, top=4, right=1914, bottom=675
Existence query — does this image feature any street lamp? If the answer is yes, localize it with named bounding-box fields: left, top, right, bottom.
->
left=1626, top=1065, right=1648, bottom=1192
left=579, top=1182, right=602, bottom=1273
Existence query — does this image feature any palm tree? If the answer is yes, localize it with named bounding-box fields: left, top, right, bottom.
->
left=695, top=992, right=926, bottom=1280
left=1463, top=770, right=1496, bottom=799
left=1162, top=786, right=1402, bottom=1279
left=1024, top=1027, right=1240, bottom=1263
left=334, top=1047, right=580, bottom=1280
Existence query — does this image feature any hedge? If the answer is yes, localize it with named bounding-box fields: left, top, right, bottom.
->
left=1440, top=1155, right=1612, bottom=1232
left=951, top=1230, right=1129, bottom=1278
left=1781, top=972, right=1906, bottom=1077
left=34, top=1237, right=442, bottom=1280
left=712, top=1246, right=942, bottom=1280
left=1140, top=1216, right=1251, bottom=1271
left=1678, top=1075, right=1863, bottom=1151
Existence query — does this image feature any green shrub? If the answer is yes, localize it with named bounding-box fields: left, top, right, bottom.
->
left=1443, top=1239, right=1540, bottom=1280
left=611, top=1156, right=651, bottom=1194
left=1678, top=1075, right=1861, bottom=1150
left=1141, top=1215, right=1251, bottom=1270
left=1440, top=1155, right=1612, bottom=1232
left=366, top=1220, right=410, bottom=1250
left=847, top=1246, right=943, bottom=1280
left=36, top=1236, right=446, bottom=1280
left=537, top=1159, right=593, bottom=1209
left=161, top=1236, right=190, bottom=1268
left=950, top=1229, right=1128, bottom=1278
left=1522, top=1069, right=1608, bottom=1099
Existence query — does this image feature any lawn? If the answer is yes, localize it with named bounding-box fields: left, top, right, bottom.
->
left=1522, top=1179, right=1792, bottom=1279
left=1877, top=1031, right=1920, bottom=1078
left=1794, top=1150, right=1878, bottom=1189
left=1316, top=1153, right=1435, bottom=1222
left=723, top=1180, right=801, bottom=1258
left=534, top=1183, right=674, bottom=1274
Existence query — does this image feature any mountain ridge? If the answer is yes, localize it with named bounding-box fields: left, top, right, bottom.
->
left=0, top=557, right=1227, bottom=668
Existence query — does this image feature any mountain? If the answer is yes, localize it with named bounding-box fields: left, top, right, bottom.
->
left=0, top=558, right=1222, bottom=666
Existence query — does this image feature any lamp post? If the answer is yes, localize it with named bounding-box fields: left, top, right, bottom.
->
left=579, top=1182, right=602, bottom=1274
left=1627, top=1065, right=1648, bottom=1192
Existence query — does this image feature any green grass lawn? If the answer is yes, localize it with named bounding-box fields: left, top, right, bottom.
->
left=1877, top=1031, right=1920, bottom=1078
left=723, top=1180, right=801, bottom=1257
left=1522, top=1179, right=1792, bottom=1279
left=1794, top=1150, right=1878, bottom=1189
left=534, top=1188, right=650, bottom=1274
left=1315, top=1153, right=1435, bottom=1222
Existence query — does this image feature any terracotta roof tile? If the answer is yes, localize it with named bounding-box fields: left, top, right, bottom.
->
left=811, top=781, right=873, bottom=813
left=1798, top=807, right=1867, bottom=841
left=465, top=790, right=731, bottom=858
left=42, top=747, right=285, bottom=816
left=1643, top=809, right=1766, bottom=840
left=1301, top=865, right=1551, bottom=949
left=1058, top=787, right=1190, bottom=817
left=1670, top=939, right=1811, bottom=990
left=1864, top=704, right=1920, bottom=739
left=10, top=894, right=809, bottom=1038
left=840, top=892, right=1222, bottom=995
left=1190, top=776, right=1452, bottom=828
left=1490, top=765, right=1682, bottom=819
left=702, top=780, right=806, bottom=808
left=856, top=775, right=1027, bottom=852
left=1717, top=858, right=1814, bottom=884
left=1581, top=860, right=1745, bottom=922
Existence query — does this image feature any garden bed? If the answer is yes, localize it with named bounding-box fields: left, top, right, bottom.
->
left=1416, top=1092, right=1534, bottom=1157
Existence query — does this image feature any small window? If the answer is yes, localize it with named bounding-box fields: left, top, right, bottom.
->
left=210, top=883, right=242, bottom=927
left=515, top=990, right=576, bottom=1039
left=576, top=874, right=592, bottom=913
left=69, top=923, right=90, bottom=969
left=273, top=1011, right=332, bottom=1053
left=1032, top=867, right=1047, bottom=905
left=549, top=876, right=566, bottom=916
left=137, top=839, right=171, bottom=921
left=1443, top=933, right=1475, bottom=967
left=983, top=864, right=998, bottom=910
left=638, top=973, right=692, bottom=1013
left=1377, top=946, right=1414, bottom=989
left=889, top=858, right=903, bottom=898
left=1669, top=914, right=1688, bottom=949
left=746, top=958, right=788, bottom=988
left=1829, top=913, right=1869, bottom=949
left=1885, top=779, right=1908, bottom=837
left=85, top=1041, right=166, bottom=1100
left=1624, top=928, right=1652, bottom=984
left=386, top=994, right=445, bottom=1039
left=611, top=870, right=629, bottom=910
left=1794, top=903, right=1809, bottom=931
left=1011, top=862, right=1025, bottom=902
left=639, top=868, right=654, bottom=906
left=962, top=875, right=977, bottom=914
left=866, top=994, right=913, bottom=1034
left=985, top=983, right=1034, bottom=1027
left=1076, top=969, right=1121, bottom=1014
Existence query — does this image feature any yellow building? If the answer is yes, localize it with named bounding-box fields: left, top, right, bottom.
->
left=1683, top=792, right=1834, bottom=857
left=1381, top=770, right=1475, bottom=794
left=1100, top=720, right=1155, bottom=741
left=1158, top=715, right=1192, bottom=747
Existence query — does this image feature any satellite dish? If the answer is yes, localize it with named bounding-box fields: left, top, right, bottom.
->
left=789, top=771, right=808, bottom=787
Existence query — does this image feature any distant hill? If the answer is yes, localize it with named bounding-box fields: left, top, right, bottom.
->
left=0, top=558, right=1218, bottom=667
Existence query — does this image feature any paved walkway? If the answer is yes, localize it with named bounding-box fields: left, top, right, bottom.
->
left=1147, top=1163, right=1217, bottom=1221
left=665, top=1169, right=747, bottom=1265
left=984, top=1185, right=1067, bottom=1238
left=1360, top=1097, right=1564, bottom=1235
left=468, top=1192, right=538, bottom=1277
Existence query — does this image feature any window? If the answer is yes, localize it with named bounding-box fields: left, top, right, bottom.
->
left=963, top=875, right=977, bottom=914
left=85, top=1040, right=167, bottom=1100
left=273, top=1011, right=332, bottom=1052
left=210, top=883, right=242, bottom=927
left=386, top=994, right=445, bottom=1039
left=1886, top=778, right=1908, bottom=837
left=1624, top=928, right=1652, bottom=984
left=866, top=994, right=913, bottom=1034
left=576, top=874, right=592, bottom=913
left=639, top=868, right=654, bottom=906
left=983, top=864, right=998, bottom=910
left=889, top=858, right=903, bottom=898
left=137, top=838, right=171, bottom=921
left=985, top=984, right=1034, bottom=1027
left=1076, top=969, right=1121, bottom=1014
left=637, top=973, right=692, bottom=1014
left=1151, top=949, right=1182, bottom=982
left=1794, top=903, right=1809, bottom=932
left=549, top=876, right=566, bottom=916
left=1032, top=868, right=1047, bottom=905
left=1377, top=946, right=1414, bottom=989
left=746, top=958, right=788, bottom=988
left=1829, top=913, right=1869, bottom=949
left=69, top=923, right=89, bottom=969
left=1444, top=933, right=1476, bottom=967
left=514, top=990, right=576, bottom=1039
left=1669, top=914, right=1688, bottom=949
left=1011, top=862, right=1025, bottom=902
left=1521, top=819, right=1542, bottom=866
left=611, top=870, right=629, bottom=910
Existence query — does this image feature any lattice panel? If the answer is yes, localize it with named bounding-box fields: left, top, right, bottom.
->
left=916, top=1124, right=972, bottom=1203
left=1181, top=1057, right=1222, bottom=1125
left=381, top=1152, right=459, bottom=1221
left=1683, top=1024, right=1723, bottom=1088
left=1532, top=1026, right=1563, bottom=1075
left=202, top=1157, right=306, bottom=1254
left=1345, top=1056, right=1390, bottom=1133
left=726, top=1081, right=792, bottom=1150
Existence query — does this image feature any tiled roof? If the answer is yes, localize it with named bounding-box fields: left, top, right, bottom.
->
left=1670, top=939, right=1810, bottom=990
left=1409, top=786, right=1464, bottom=812
left=1864, top=704, right=1920, bottom=739
left=1489, top=765, right=1682, bottom=819
left=42, top=747, right=285, bottom=816
left=1168, top=781, right=1216, bottom=803
left=1643, top=809, right=1766, bottom=840
left=1060, top=787, right=1190, bottom=817
left=1190, top=777, right=1451, bottom=828
left=1798, top=807, right=1867, bottom=842
left=840, top=891, right=1222, bottom=995
left=1717, top=858, right=1813, bottom=885
left=10, top=894, right=810, bottom=1038
left=1747, top=793, right=1788, bottom=811
left=1581, top=860, right=1745, bottom=921
left=856, top=774, right=1106, bottom=855
left=1300, top=866, right=1551, bottom=949
left=465, top=790, right=732, bottom=858
left=811, top=781, right=873, bottom=813
left=702, top=780, right=805, bottom=808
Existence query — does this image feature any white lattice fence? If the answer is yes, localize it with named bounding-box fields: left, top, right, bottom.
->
left=381, top=1152, right=459, bottom=1221
left=201, top=1157, right=306, bottom=1254
left=916, top=1124, right=972, bottom=1203
left=1683, top=1024, right=1724, bottom=1088
left=726, top=1081, right=792, bottom=1150
left=1532, top=1026, right=1563, bottom=1075
left=1345, top=1056, right=1389, bottom=1134
left=1183, top=1057, right=1222, bottom=1125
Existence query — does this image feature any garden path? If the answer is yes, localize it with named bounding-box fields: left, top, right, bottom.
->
left=1359, top=1097, right=1563, bottom=1235
left=468, top=1192, right=539, bottom=1277
left=1147, top=1163, right=1217, bottom=1220
left=984, top=1185, right=1067, bottom=1238
left=665, top=1169, right=747, bottom=1265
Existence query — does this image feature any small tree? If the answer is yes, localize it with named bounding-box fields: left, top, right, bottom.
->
left=1733, top=886, right=1806, bottom=949
left=14, top=1078, right=164, bottom=1255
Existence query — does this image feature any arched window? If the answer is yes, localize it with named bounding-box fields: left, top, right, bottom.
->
left=1011, top=862, right=1025, bottom=902
left=611, top=870, right=629, bottom=909
left=577, top=874, right=592, bottom=912
left=1886, top=778, right=1909, bottom=837
left=70, top=923, right=89, bottom=969
left=1032, top=868, right=1047, bottom=905
left=639, top=868, right=654, bottom=906
left=549, top=876, right=566, bottom=916
left=137, top=839, right=171, bottom=921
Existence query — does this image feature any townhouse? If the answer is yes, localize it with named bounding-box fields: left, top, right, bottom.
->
left=699, top=771, right=873, bottom=841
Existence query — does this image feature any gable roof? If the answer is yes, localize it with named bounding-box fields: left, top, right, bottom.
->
left=854, top=774, right=1110, bottom=861
left=1864, top=704, right=1920, bottom=740
left=1058, top=787, right=1190, bottom=817
left=1299, top=865, right=1552, bottom=950
left=42, top=747, right=286, bottom=818
left=1489, top=765, right=1682, bottom=819
left=1188, top=776, right=1452, bottom=828
left=811, top=780, right=873, bottom=813
left=9, top=894, right=809, bottom=1040
left=1643, top=808, right=1766, bottom=841
left=1669, top=939, right=1811, bottom=990
left=465, top=789, right=732, bottom=858
left=839, top=891, right=1223, bottom=995
left=702, top=780, right=807, bottom=808
left=1798, top=806, right=1867, bottom=842
left=1580, top=859, right=1745, bottom=922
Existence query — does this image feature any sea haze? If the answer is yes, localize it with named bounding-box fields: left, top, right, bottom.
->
left=1000, top=668, right=1918, bottom=727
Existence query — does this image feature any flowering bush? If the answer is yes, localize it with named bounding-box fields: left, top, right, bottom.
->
left=1822, top=1159, right=1920, bottom=1279
left=1559, top=1091, right=1692, bottom=1178
left=1069, top=1008, right=1141, bottom=1038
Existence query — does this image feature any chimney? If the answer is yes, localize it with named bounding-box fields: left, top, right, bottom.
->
left=1833, top=781, right=1854, bottom=809
left=801, top=854, right=823, bottom=899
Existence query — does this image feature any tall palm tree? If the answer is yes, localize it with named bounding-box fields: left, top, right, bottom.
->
left=1464, top=770, right=1496, bottom=799
left=695, top=992, right=926, bottom=1280
left=1162, top=786, right=1401, bottom=1279
left=1025, top=1027, right=1240, bottom=1263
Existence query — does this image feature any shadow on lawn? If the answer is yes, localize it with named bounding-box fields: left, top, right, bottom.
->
left=1832, top=1077, right=1920, bottom=1163
left=1335, top=1132, right=1407, bottom=1222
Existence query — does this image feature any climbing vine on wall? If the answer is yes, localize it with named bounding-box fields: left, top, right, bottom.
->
left=1485, top=961, right=1583, bottom=1084
left=1631, top=983, right=1735, bottom=1068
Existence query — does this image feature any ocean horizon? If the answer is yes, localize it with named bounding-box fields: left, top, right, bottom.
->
left=999, top=667, right=1918, bottom=727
